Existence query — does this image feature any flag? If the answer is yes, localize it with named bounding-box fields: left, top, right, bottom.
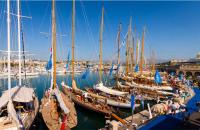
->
left=66, top=52, right=70, bottom=70
left=131, top=94, right=135, bottom=111
left=82, top=68, right=89, bottom=79
left=109, top=62, right=114, bottom=76
left=60, top=114, right=67, bottom=130
left=154, top=69, right=162, bottom=84
left=46, top=54, right=52, bottom=70
left=134, top=64, right=139, bottom=72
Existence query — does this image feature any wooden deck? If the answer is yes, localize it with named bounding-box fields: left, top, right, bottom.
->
left=41, top=91, right=77, bottom=130
left=0, top=95, right=39, bottom=130
left=63, top=87, right=112, bottom=115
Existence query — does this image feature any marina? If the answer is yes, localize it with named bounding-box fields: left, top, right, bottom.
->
left=0, top=0, right=200, bottom=130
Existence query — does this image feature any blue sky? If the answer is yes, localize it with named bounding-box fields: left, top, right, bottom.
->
left=0, top=1, right=200, bottom=62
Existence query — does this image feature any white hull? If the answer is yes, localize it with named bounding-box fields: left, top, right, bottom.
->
left=126, top=82, right=177, bottom=96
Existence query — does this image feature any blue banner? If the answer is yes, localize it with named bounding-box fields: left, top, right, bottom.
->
left=109, top=62, right=114, bottom=76
left=66, top=52, right=70, bottom=70
left=82, top=68, right=89, bottom=79
left=154, top=70, right=162, bottom=84
left=134, top=64, right=139, bottom=72
left=46, top=54, right=52, bottom=70
left=131, top=95, right=135, bottom=110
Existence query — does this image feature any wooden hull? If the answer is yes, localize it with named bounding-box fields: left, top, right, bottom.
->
left=40, top=90, right=77, bottom=130
left=62, top=87, right=112, bottom=115
left=0, top=94, right=39, bottom=130
left=85, top=88, right=132, bottom=109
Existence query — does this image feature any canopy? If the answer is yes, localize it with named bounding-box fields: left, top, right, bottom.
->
left=0, top=86, right=35, bottom=109
left=94, top=82, right=128, bottom=96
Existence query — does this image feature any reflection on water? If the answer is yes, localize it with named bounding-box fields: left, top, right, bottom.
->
left=0, top=72, right=118, bottom=130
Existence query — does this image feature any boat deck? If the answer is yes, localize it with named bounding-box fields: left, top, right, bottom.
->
left=41, top=91, right=77, bottom=130
left=100, top=85, right=196, bottom=130
left=0, top=117, right=17, bottom=130
left=63, top=87, right=112, bottom=115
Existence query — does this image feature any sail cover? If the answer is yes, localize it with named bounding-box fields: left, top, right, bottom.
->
left=54, top=88, right=70, bottom=114
left=0, top=86, right=34, bottom=109
left=7, top=100, right=21, bottom=128
left=94, top=82, right=128, bottom=96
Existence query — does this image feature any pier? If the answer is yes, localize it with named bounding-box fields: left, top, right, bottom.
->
left=100, top=85, right=195, bottom=130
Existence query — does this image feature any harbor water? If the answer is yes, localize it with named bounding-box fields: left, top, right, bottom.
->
left=0, top=72, right=130, bottom=130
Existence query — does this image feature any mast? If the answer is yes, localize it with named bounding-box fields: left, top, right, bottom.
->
left=136, top=39, right=139, bottom=64
left=99, top=7, right=104, bottom=82
left=117, top=23, right=121, bottom=83
left=125, top=36, right=129, bottom=75
left=17, top=0, right=21, bottom=86
left=131, top=31, right=134, bottom=71
left=52, top=0, right=57, bottom=89
left=151, top=50, right=155, bottom=73
left=130, top=47, right=134, bottom=71
left=140, top=28, right=145, bottom=75
left=71, top=0, right=75, bottom=80
left=126, top=17, right=132, bottom=75
left=7, top=0, right=11, bottom=98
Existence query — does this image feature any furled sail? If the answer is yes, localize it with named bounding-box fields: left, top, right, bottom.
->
left=94, top=82, right=128, bottom=96
left=54, top=88, right=70, bottom=114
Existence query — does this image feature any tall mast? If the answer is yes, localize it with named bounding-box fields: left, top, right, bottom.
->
left=151, top=50, right=155, bottom=73
left=117, top=23, right=121, bottom=68
left=52, top=0, right=57, bottom=89
left=99, top=7, right=104, bottom=82
left=130, top=46, right=134, bottom=72
left=126, top=17, right=132, bottom=75
left=136, top=39, right=139, bottom=64
left=140, top=28, right=145, bottom=75
left=131, top=27, right=135, bottom=70
left=71, top=0, right=75, bottom=80
left=17, top=0, right=21, bottom=86
left=7, top=0, right=11, bottom=98
left=117, top=23, right=121, bottom=83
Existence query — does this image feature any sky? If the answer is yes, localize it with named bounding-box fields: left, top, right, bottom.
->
left=0, top=1, right=200, bottom=62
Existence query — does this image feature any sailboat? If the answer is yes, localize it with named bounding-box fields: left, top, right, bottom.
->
left=61, top=1, right=112, bottom=115
left=40, top=0, right=77, bottom=129
left=115, top=27, right=176, bottom=98
left=0, top=0, right=39, bottom=129
left=85, top=8, right=135, bottom=109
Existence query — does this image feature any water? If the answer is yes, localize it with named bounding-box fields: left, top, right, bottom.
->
left=0, top=72, right=121, bottom=130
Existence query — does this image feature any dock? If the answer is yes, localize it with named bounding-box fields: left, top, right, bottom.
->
left=100, top=85, right=195, bottom=130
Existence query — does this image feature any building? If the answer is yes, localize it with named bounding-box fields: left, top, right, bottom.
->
left=157, top=53, right=200, bottom=78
